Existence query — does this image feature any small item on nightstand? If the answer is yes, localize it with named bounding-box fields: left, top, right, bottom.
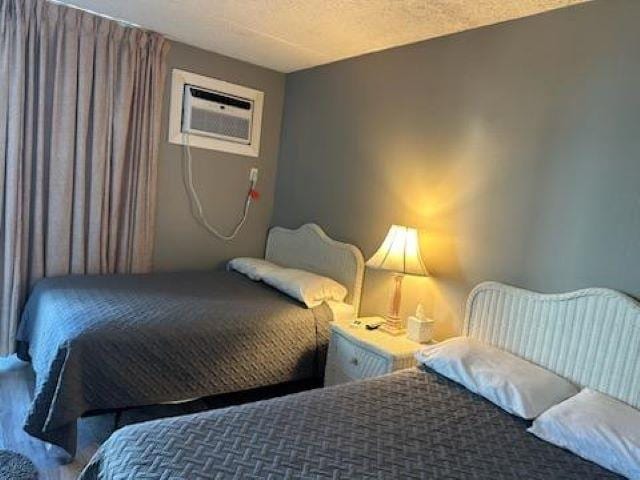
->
left=349, top=319, right=364, bottom=329
left=365, top=321, right=383, bottom=330
left=407, top=304, right=435, bottom=343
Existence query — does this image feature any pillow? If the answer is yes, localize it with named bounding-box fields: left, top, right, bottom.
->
left=261, top=268, right=347, bottom=308
left=415, top=337, right=578, bottom=419
left=529, top=389, right=640, bottom=479
left=227, top=257, right=279, bottom=281
left=326, top=300, right=356, bottom=322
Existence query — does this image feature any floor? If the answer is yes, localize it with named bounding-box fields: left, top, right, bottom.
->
left=0, top=355, right=109, bottom=479
left=0, top=355, right=319, bottom=479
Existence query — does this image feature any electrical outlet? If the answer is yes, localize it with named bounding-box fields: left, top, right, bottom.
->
left=249, top=167, right=259, bottom=183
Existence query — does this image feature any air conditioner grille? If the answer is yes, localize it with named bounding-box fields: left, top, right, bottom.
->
left=191, top=108, right=250, bottom=142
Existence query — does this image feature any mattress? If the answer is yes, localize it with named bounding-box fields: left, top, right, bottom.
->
left=80, top=368, right=621, bottom=479
left=17, top=270, right=332, bottom=456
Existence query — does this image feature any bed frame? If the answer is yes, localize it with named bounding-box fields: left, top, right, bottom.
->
left=464, top=281, right=640, bottom=409
left=265, top=223, right=365, bottom=314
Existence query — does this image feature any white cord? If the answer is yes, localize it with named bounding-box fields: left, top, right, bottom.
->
left=182, top=133, right=254, bottom=241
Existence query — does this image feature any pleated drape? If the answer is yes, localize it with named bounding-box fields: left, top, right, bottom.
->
left=0, top=0, right=169, bottom=355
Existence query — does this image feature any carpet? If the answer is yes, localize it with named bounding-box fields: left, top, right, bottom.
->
left=0, top=450, right=37, bottom=480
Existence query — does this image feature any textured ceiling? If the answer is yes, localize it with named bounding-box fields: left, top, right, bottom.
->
left=55, top=0, right=589, bottom=72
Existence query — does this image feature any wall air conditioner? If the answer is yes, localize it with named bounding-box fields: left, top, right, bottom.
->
left=169, top=69, right=264, bottom=157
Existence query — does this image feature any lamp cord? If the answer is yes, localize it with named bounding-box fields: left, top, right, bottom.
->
left=182, top=133, right=253, bottom=241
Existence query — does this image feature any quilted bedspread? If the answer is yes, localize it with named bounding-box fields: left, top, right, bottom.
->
left=17, top=270, right=331, bottom=456
left=80, top=368, right=620, bottom=479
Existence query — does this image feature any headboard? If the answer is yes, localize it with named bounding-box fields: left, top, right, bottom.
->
left=265, top=224, right=365, bottom=313
left=464, top=281, right=640, bottom=409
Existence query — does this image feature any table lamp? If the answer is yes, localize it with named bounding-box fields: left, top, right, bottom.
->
left=365, top=224, right=428, bottom=335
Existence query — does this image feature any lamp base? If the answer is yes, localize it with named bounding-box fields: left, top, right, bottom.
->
left=381, top=273, right=406, bottom=335
left=381, top=315, right=405, bottom=336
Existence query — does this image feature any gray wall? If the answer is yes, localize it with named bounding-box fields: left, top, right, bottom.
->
left=273, top=0, right=640, bottom=338
left=153, top=41, right=285, bottom=270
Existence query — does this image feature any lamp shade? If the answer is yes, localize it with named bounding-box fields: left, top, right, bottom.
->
left=365, top=225, right=428, bottom=276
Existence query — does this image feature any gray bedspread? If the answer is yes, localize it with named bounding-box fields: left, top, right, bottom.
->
left=80, top=368, right=621, bottom=480
left=17, top=270, right=332, bottom=456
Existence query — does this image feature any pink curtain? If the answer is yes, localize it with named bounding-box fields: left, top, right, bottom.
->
left=0, top=0, right=169, bottom=355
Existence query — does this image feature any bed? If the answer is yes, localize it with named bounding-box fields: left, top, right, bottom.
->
left=16, top=223, right=365, bottom=456
left=80, top=281, right=639, bottom=479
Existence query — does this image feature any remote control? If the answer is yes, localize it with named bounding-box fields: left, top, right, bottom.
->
left=365, top=322, right=383, bottom=330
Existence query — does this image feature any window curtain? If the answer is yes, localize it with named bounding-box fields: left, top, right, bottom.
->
left=0, top=0, right=169, bottom=355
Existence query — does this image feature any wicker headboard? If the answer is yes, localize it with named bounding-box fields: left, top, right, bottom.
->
left=265, top=224, right=365, bottom=313
left=464, top=281, right=640, bottom=409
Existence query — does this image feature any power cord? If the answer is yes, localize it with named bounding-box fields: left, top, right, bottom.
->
left=182, top=133, right=256, bottom=241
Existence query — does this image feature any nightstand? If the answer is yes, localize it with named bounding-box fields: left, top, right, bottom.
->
left=324, top=316, right=430, bottom=387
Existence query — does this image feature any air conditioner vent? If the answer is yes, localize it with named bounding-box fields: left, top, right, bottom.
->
left=189, top=107, right=250, bottom=143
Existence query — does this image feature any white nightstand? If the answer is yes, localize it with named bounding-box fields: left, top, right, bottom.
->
left=324, top=316, right=430, bottom=387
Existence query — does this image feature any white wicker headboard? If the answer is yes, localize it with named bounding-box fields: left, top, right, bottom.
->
left=464, top=281, right=640, bottom=409
left=265, top=224, right=365, bottom=313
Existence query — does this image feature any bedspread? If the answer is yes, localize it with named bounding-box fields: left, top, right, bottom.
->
left=81, top=368, right=621, bottom=479
left=17, top=270, right=331, bottom=455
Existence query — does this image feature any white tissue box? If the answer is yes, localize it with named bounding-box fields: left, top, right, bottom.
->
left=407, top=316, right=435, bottom=343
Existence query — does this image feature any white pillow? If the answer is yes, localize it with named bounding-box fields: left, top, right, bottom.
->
left=416, top=337, right=578, bottom=419
left=227, top=257, right=279, bottom=281
left=261, top=268, right=347, bottom=308
left=529, top=389, right=640, bottom=479
left=326, top=300, right=356, bottom=322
